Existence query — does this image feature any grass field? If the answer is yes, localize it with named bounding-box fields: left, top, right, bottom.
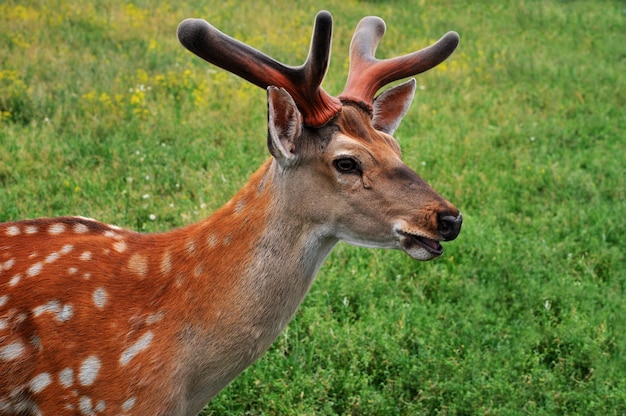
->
left=1, top=0, right=625, bottom=414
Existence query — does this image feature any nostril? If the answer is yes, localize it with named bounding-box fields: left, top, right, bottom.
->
left=438, top=213, right=462, bottom=241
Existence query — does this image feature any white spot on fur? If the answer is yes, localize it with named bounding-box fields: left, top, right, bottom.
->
left=207, top=233, right=218, bottom=248
left=1, top=258, right=15, bottom=272
left=186, top=239, right=196, bottom=255
left=103, top=230, right=122, bottom=240
left=73, top=223, right=89, bottom=234
left=113, top=240, right=127, bottom=253
left=120, top=331, right=153, bottom=366
left=122, top=397, right=136, bottom=411
left=45, top=252, right=59, bottom=264
left=25, top=225, right=38, bottom=234
left=68, top=267, right=78, bottom=275
left=79, top=356, right=101, bottom=386
left=33, top=301, right=58, bottom=317
left=59, top=367, right=74, bottom=388
left=9, top=274, right=22, bottom=286
left=83, top=273, right=92, bottom=280
left=93, top=288, right=107, bottom=309
left=30, top=372, right=52, bottom=393
left=95, top=400, right=106, bottom=412
left=79, top=396, right=93, bottom=415
left=27, top=262, right=43, bottom=277
left=0, top=341, right=25, bottom=361
left=61, top=244, right=74, bottom=254
left=127, top=253, right=148, bottom=277
left=80, top=251, right=92, bottom=261
left=160, top=251, right=172, bottom=275
left=6, top=225, right=20, bottom=236
left=48, top=223, right=66, bottom=235
left=0, top=295, right=8, bottom=307
left=58, top=304, right=74, bottom=322
left=33, top=300, right=73, bottom=322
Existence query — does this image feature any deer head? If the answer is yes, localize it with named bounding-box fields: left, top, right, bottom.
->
left=178, top=11, right=462, bottom=260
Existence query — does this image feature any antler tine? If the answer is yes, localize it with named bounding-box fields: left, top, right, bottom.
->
left=339, top=16, right=460, bottom=111
left=177, top=11, right=342, bottom=127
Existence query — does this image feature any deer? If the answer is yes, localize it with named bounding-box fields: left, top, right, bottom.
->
left=0, top=10, right=461, bottom=416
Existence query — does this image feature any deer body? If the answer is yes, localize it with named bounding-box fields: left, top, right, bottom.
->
left=1, top=11, right=462, bottom=415
left=0, top=159, right=331, bottom=415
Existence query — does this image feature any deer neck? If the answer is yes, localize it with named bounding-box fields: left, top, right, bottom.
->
left=201, top=157, right=337, bottom=296
left=165, top=158, right=337, bottom=400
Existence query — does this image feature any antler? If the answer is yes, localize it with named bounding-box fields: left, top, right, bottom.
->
left=177, top=11, right=342, bottom=127
left=339, top=16, right=460, bottom=111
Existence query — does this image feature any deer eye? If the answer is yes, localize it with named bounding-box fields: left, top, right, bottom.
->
left=333, top=158, right=359, bottom=173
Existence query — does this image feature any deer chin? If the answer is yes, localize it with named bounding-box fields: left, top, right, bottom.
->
left=396, top=229, right=443, bottom=261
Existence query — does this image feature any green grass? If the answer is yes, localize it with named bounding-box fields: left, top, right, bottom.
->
left=1, top=0, right=625, bottom=414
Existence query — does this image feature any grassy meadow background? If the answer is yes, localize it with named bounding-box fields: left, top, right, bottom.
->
left=1, top=0, right=624, bottom=414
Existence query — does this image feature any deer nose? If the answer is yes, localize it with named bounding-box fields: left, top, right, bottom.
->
left=438, top=212, right=462, bottom=241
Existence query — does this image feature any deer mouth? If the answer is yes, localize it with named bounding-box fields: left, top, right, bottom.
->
left=397, top=230, right=444, bottom=259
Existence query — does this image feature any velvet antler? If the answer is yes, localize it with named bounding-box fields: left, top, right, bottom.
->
left=178, top=12, right=459, bottom=126
left=177, top=11, right=342, bottom=127
left=339, top=16, right=460, bottom=111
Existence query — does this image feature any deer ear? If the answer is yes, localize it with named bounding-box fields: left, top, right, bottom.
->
left=372, top=78, right=416, bottom=135
left=267, top=86, right=304, bottom=166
